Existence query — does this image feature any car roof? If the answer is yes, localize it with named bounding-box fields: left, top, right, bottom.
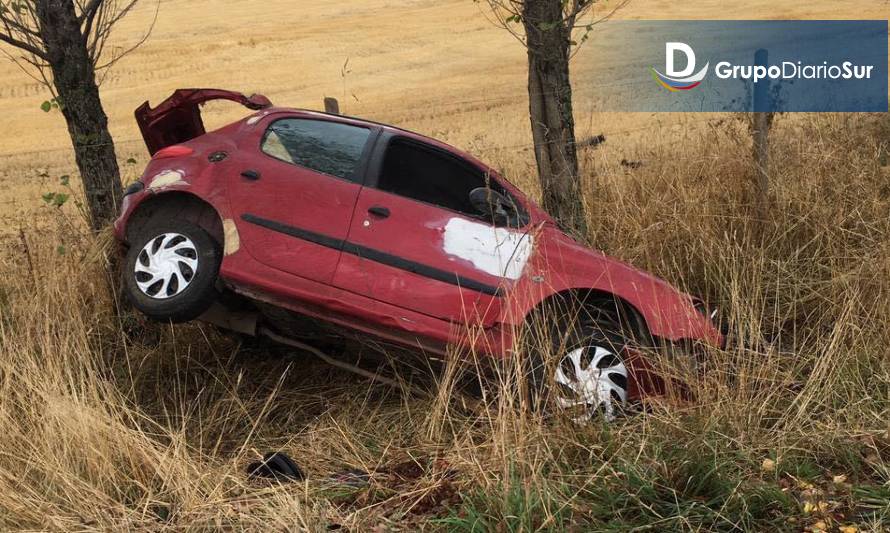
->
left=258, top=107, right=427, bottom=138
left=252, top=107, right=484, bottom=163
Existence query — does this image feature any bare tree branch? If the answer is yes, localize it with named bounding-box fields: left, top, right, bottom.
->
left=478, top=0, right=616, bottom=54
left=1, top=0, right=155, bottom=90
left=0, top=12, right=40, bottom=37
left=575, top=0, right=630, bottom=28
left=80, top=0, right=104, bottom=42
left=565, top=0, right=586, bottom=30
left=0, top=0, right=154, bottom=236
left=0, top=1, right=47, bottom=60
left=567, top=0, right=630, bottom=59
left=0, top=29, right=48, bottom=60
left=0, top=47, right=50, bottom=90
left=95, top=0, right=157, bottom=72
left=475, top=0, right=527, bottom=46
left=78, top=0, right=103, bottom=23
left=87, top=0, right=141, bottom=64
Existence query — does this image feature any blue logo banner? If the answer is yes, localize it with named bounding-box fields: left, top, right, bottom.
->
left=584, top=20, right=888, bottom=112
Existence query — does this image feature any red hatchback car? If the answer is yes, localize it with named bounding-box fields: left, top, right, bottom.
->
left=115, top=89, right=722, bottom=422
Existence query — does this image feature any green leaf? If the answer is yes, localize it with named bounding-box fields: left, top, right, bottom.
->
left=56, top=245, right=66, bottom=256
left=59, top=175, right=70, bottom=186
left=40, top=101, right=51, bottom=113
left=41, top=192, right=55, bottom=203
left=53, top=193, right=69, bottom=207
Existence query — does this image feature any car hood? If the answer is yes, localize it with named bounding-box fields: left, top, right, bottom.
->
left=526, top=226, right=720, bottom=345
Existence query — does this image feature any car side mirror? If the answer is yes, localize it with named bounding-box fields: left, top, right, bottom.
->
left=469, top=187, right=516, bottom=225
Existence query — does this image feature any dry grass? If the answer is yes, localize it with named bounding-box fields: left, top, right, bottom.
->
left=1, top=113, right=889, bottom=530
left=2, top=0, right=890, bottom=530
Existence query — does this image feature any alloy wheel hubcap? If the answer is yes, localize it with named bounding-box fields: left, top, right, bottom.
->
left=553, top=345, right=629, bottom=423
left=134, top=233, right=198, bottom=299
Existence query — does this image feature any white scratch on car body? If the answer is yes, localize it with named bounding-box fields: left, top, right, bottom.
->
left=442, top=218, right=533, bottom=280
left=246, top=111, right=270, bottom=125
left=223, top=218, right=240, bottom=255
left=148, top=169, right=187, bottom=189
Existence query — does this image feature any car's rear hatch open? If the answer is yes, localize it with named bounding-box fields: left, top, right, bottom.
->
left=135, top=88, right=272, bottom=155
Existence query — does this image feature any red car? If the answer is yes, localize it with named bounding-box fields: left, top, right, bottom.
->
left=115, top=89, right=722, bottom=422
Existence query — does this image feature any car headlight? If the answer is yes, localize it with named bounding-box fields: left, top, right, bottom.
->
left=692, top=297, right=718, bottom=321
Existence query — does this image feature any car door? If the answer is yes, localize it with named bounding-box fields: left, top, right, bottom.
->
left=227, top=115, right=376, bottom=284
left=332, top=134, right=534, bottom=325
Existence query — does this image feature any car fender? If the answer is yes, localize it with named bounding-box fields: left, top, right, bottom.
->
left=501, top=228, right=721, bottom=346
left=114, top=146, right=235, bottom=252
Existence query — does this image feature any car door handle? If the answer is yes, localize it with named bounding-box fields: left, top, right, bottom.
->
left=367, top=206, right=390, bottom=218
left=241, top=169, right=261, bottom=181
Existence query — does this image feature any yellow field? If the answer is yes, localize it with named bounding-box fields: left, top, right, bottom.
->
left=0, top=0, right=886, bottom=227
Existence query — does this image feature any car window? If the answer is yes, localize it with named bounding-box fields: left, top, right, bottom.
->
left=260, top=118, right=370, bottom=181
left=376, top=138, right=526, bottom=225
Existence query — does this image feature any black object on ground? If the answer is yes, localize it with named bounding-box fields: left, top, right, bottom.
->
left=247, top=452, right=305, bottom=482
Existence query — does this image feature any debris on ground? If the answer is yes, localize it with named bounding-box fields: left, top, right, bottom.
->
left=246, top=451, right=305, bottom=482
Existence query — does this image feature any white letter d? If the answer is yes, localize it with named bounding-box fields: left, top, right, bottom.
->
left=666, top=42, right=696, bottom=77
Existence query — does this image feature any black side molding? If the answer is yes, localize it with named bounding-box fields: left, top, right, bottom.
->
left=241, top=214, right=343, bottom=250
left=240, top=214, right=503, bottom=296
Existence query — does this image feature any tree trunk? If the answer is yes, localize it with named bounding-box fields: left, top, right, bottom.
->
left=35, top=0, right=122, bottom=232
left=522, top=0, right=588, bottom=240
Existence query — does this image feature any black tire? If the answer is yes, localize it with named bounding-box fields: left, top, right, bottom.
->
left=123, top=219, right=221, bottom=323
left=524, top=303, right=632, bottom=423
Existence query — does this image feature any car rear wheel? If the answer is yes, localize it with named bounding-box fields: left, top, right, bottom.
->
left=123, top=220, right=221, bottom=323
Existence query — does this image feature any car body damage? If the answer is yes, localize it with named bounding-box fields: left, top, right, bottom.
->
left=442, top=217, right=534, bottom=280
left=135, top=88, right=272, bottom=154
left=117, top=88, right=723, bottom=376
left=147, top=169, right=188, bottom=190
left=222, top=219, right=240, bottom=256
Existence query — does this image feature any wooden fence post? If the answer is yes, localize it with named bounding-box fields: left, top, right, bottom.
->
left=752, top=48, right=770, bottom=220
left=324, top=97, right=340, bottom=115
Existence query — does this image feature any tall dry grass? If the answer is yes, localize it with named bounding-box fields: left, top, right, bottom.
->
left=1, top=112, right=889, bottom=530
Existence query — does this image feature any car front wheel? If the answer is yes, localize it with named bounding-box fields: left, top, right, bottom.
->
left=526, top=309, right=633, bottom=424
left=123, top=220, right=221, bottom=323
left=549, top=328, right=630, bottom=423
